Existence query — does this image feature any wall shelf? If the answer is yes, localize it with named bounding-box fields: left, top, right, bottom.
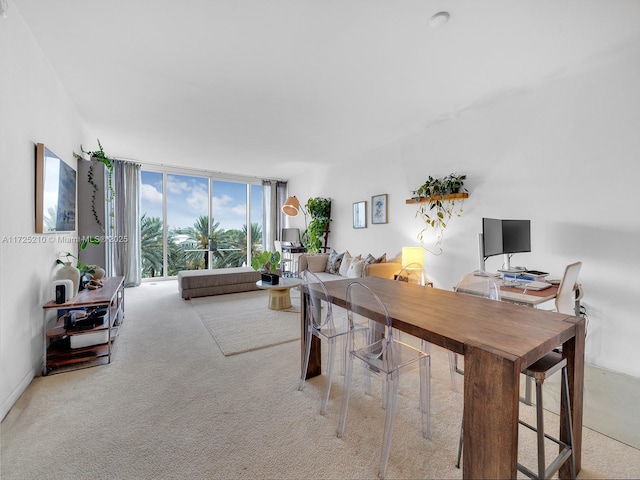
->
left=405, top=192, right=469, bottom=204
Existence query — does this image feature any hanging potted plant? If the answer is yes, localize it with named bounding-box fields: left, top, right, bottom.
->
left=251, top=250, right=281, bottom=285
left=73, top=139, right=115, bottom=232
left=410, top=173, right=468, bottom=255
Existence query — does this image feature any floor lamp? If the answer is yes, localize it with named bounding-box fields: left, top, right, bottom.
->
left=281, top=195, right=308, bottom=229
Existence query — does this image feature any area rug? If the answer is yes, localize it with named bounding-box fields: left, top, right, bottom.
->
left=190, top=290, right=301, bottom=356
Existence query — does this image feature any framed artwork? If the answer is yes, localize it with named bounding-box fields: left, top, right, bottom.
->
left=353, top=201, right=367, bottom=229
left=371, top=194, right=388, bottom=224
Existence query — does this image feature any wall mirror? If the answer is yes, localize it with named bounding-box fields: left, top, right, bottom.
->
left=35, top=143, right=77, bottom=233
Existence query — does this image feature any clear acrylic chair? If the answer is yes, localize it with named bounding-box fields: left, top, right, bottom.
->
left=393, top=262, right=432, bottom=348
left=299, top=270, right=366, bottom=415
left=449, top=270, right=501, bottom=393
left=337, top=281, right=431, bottom=479
left=394, top=262, right=427, bottom=286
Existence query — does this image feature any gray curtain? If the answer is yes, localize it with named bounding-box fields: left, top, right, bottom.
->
left=113, top=160, right=142, bottom=286
left=261, top=180, right=287, bottom=251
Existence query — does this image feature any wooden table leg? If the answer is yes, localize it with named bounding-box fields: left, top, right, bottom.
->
left=300, top=292, right=321, bottom=379
left=560, top=318, right=585, bottom=478
left=463, top=343, right=520, bottom=479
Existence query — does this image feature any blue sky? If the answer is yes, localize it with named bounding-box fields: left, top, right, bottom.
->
left=141, top=171, right=262, bottom=232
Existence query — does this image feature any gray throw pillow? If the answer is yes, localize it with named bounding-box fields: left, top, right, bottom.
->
left=325, top=250, right=344, bottom=274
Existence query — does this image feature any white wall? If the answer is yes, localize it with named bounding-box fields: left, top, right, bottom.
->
left=287, top=41, right=640, bottom=378
left=0, top=9, right=91, bottom=419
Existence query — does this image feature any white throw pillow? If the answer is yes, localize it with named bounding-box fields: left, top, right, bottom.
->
left=347, top=258, right=366, bottom=278
left=338, top=251, right=352, bottom=276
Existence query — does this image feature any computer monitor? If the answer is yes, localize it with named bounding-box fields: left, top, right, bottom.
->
left=482, top=218, right=531, bottom=271
left=281, top=228, right=301, bottom=245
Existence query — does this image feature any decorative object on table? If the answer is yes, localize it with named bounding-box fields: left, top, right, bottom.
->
left=73, top=139, right=115, bottom=232
left=87, top=266, right=106, bottom=290
left=371, top=193, right=388, bottom=224
left=52, top=279, right=74, bottom=304
left=57, top=249, right=100, bottom=292
left=352, top=201, right=366, bottom=229
left=251, top=250, right=281, bottom=285
left=407, top=173, right=468, bottom=255
left=54, top=259, right=81, bottom=297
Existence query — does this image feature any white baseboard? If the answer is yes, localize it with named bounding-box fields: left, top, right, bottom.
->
left=1, top=368, right=36, bottom=422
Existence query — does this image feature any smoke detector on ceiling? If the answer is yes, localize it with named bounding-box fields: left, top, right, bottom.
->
left=429, top=11, right=450, bottom=28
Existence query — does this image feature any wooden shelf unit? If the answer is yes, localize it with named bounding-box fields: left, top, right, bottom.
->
left=42, top=276, right=124, bottom=375
left=405, top=192, right=469, bottom=204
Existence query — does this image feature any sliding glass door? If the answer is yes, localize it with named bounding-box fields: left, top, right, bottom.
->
left=140, top=170, right=264, bottom=279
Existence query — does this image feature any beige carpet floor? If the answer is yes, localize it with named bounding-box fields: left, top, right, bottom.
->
left=191, top=290, right=301, bottom=355
left=2, top=280, right=639, bottom=479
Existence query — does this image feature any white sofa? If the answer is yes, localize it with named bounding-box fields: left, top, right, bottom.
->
left=297, top=251, right=402, bottom=282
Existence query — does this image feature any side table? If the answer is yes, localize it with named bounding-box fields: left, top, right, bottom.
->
left=42, top=276, right=125, bottom=375
left=256, top=277, right=302, bottom=310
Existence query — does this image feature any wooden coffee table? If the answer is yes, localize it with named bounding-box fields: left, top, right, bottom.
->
left=256, top=277, right=302, bottom=310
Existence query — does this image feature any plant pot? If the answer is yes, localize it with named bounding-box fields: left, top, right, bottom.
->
left=261, top=273, right=279, bottom=285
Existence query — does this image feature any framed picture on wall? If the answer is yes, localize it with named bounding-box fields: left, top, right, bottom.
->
left=371, top=194, right=388, bottom=224
left=353, top=201, right=366, bottom=229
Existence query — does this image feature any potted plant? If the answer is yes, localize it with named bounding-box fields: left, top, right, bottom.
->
left=303, top=197, right=331, bottom=254
left=411, top=173, right=467, bottom=255
left=251, top=250, right=281, bottom=285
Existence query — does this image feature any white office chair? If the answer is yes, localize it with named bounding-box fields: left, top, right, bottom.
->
left=555, top=261, right=583, bottom=316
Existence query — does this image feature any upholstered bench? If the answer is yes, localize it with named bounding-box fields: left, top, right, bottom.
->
left=178, top=267, right=261, bottom=299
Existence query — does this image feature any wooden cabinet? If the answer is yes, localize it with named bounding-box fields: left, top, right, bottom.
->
left=42, top=276, right=124, bottom=375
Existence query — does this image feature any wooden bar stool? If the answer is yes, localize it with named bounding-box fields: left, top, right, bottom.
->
left=517, top=352, right=575, bottom=479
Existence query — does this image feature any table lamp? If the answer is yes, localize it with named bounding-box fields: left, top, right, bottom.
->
left=402, top=247, right=424, bottom=268
left=401, top=247, right=426, bottom=286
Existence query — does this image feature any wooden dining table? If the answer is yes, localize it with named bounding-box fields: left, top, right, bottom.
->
left=300, top=276, right=584, bottom=479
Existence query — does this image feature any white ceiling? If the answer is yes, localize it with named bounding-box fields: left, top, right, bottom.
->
left=13, top=0, right=640, bottom=179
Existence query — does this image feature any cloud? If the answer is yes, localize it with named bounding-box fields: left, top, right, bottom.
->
left=185, top=185, right=209, bottom=211
left=212, top=194, right=232, bottom=210
left=141, top=183, right=163, bottom=205
left=166, top=176, right=190, bottom=194
left=231, top=204, right=246, bottom=216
